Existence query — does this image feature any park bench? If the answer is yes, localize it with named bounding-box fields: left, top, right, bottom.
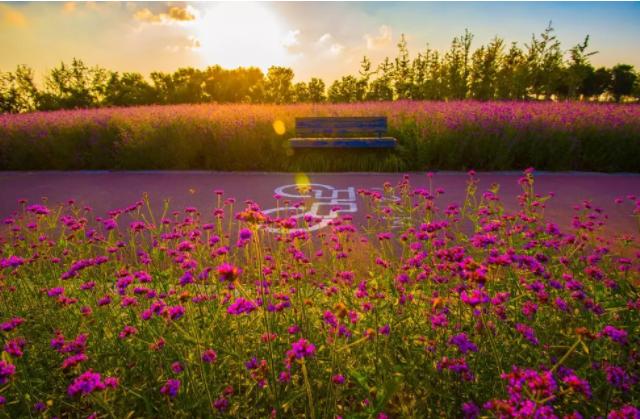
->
left=288, top=117, right=397, bottom=148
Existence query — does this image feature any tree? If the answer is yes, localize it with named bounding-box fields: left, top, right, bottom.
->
left=104, top=72, right=156, bottom=106
left=201, top=66, right=264, bottom=103
left=292, top=82, right=309, bottom=103
left=394, top=34, right=413, bottom=99
left=367, top=57, right=394, bottom=101
left=264, top=66, right=294, bottom=104
left=444, top=30, right=473, bottom=99
left=564, top=35, right=598, bottom=100
left=469, top=37, right=504, bottom=100
left=525, top=23, right=563, bottom=99
left=307, top=78, right=326, bottom=102
left=0, top=65, right=39, bottom=113
left=40, top=58, right=107, bottom=110
left=496, top=43, right=527, bottom=100
left=328, top=75, right=363, bottom=103
left=609, top=64, right=637, bottom=102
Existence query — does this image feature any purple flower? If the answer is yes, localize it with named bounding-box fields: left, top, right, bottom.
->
left=460, top=289, right=489, bottom=307
left=608, top=405, right=640, bottom=419
left=289, top=338, right=316, bottom=359
left=239, top=228, right=252, bottom=240
left=179, top=271, right=194, bottom=286
left=213, top=396, right=229, bottom=412
left=160, top=378, right=180, bottom=398
left=461, top=401, right=480, bottom=419
left=67, top=371, right=106, bottom=396
left=0, top=360, right=16, bottom=384
left=202, top=349, right=218, bottom=364
left=562, top=372, right=592, bottom=399
left=449, top=333, right=478, bottom=354
left=515, top=323, right=539, bottom=346
left=62, top=353, right=88, bottom=369
left=167, top=305, right=186, bottom=320
left=217, top=263, right=242, bottom=282
left=27, top=204, right=50, bottom=215
left=332, top=374, right=345, bottom=384
left=171, top=362, right=184, bottom=374
left=227, top=298, right=256, bottom=315
left=47, top=287, right=65, bottom=297
left=601, top=325, right=628, bottom=345
left=1, top=255, right=24, bottom=269
left=4, top=337, right=26, bottom=358
left=33, top=401, right=46, bottom=412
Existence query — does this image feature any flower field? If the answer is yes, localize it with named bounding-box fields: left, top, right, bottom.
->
left=0, top=171, right=639, bottom=417
left=0, top=101, right=639, bottom=172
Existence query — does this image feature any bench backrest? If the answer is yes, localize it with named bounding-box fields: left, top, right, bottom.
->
left=295, top=117, right=387, bottom=137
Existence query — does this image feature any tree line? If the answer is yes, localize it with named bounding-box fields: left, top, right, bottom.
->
left=1, top=24, right=639, bottom=113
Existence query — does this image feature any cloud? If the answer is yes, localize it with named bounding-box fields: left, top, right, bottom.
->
left=364, top=25, right=392, bottom=50
left=313, top=33, right=343, bottom=55
left=165, top=35, right=201, bottom=53
left=1, top=4, right=27, bottom=27
left=329, top=43, right=344, bottom=55
left=134, top=5, right=196, bottom=24
left=283, top=29, right=300, bottom=48
left=316, top=33, right=333, bottom=46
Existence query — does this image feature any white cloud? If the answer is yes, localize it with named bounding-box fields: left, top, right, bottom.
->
left=316, top=33, right=333, bottom=46
left=165, top=35, right=201, bottom=53
left=283, top=29, right=301, bottom=48
left=364, top=25, right=392, bottom=50
left=329, top=43, right=344, bottom=55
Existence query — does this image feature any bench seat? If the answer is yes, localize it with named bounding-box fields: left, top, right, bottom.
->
left=289, top=137, right=397, bottom=148
left=288, top=117, right=396, bottom=149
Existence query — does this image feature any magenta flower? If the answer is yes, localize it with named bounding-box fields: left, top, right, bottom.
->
left=515, top=323, right=539, bottom=346
left=601, top=325, right=628, bottom=345
left=449, top=333, right=478, bottom=354
left=332, top=374, right=345, bottom=384
left=202, top=349, right=218, bottom=364
left=171, top=362, right=184, bottom=374
left=1, top=255, right=24, bottom=269
left=4, top=337, right=26, bottom=358
left=62, top=353, right=88, bottom=369
left=239, top=228, right=252, bottom=240
left=160, top=378, right=180, bottom=398
left=460, top=289, right=489, bottom=307
left=227, top=298, right=256, bottom=315
left=213, top=396, right=229, bottom=412
left=167, top=305, right=186, bottom=320
left=67, top=371, right=106, bottom=396
left=289, top=338, right=316, bottom=359
left=217, top=263, right=242, bottom=282
left=0, top=360, right=16, bottom=384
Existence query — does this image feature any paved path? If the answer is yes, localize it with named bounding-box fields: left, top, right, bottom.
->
left=0, top=171, right=638, bottom=237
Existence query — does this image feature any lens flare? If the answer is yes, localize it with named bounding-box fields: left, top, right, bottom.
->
left=294, top=173, right=311, bottom=194
left=273, top=120, right=286, bottom=135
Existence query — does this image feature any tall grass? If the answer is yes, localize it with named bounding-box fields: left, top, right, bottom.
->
left=1, top=101, right=639, bottom=171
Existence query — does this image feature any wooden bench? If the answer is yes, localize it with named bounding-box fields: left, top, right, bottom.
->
left=288, top=117, right=397, bottom=148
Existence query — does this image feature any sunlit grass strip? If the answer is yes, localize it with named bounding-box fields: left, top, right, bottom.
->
left=0, top=101, right=639, bottom=171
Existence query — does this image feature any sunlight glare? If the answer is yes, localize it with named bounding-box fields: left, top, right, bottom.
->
left=193, top=3, right=292, bottom=70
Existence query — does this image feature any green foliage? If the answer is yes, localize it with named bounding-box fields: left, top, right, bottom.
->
left=610, top=64, right=638, bottom=102
left=1, top=24, right=639, bottom=114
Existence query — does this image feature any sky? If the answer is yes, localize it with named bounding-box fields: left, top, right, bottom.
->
left=1, top=1, right=639, bottom=83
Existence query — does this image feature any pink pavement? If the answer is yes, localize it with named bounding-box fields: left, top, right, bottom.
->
left=0, top=171, right=638, bottom=237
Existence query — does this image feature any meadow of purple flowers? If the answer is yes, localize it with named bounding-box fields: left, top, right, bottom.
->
left=0, top=171, right=639, bottom=417
left=0, top=101, right=639, bottom=171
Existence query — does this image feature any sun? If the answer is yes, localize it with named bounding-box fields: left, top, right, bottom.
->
left=191, top=2, right=293, bottom=70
